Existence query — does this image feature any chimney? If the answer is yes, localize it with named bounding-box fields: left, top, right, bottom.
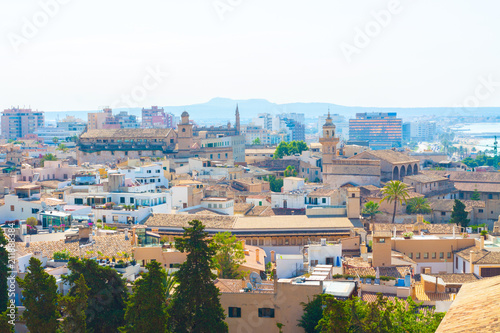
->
left=255, top=249, right=260, bottom=263
left=270, top=250, right=275, bottom=263
left=469, top=250, right=474, bottom=273
left=241, top=278, right=246, bottom=290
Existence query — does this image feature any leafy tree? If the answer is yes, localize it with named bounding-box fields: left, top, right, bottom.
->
left=52, top=137, right=59, bottom=144
left=212, top=232, right=245, bottom=279
left=470, top=189, right=481, bottom=201
left=362, top=201, right=381, bottom=221
left=168, top=220, right=228, bottom=333
left=263, top=175, right=283, bottom=192
left=0, top=229, right=9, bottom=313
left=381, top=181, right=410, bottom=224
left=298, top=295, right=323, bottom=333
left=64, top=258, right=127, bottom=333
left=60, top=274, right=89, bottom=333
left=120, top=261, right=169, bottom=333
left=406, top=197, right=431, bottom=214
left=284, top=165, right=298, bottom=177
left=40, top=153, right=57, bottom=167
left=450, top=199, right=470, bottom=228
left=16, top=257, right=59, bottom=333
left=26, top=217, right=38, bottom=228
left=316, top=294, right=444, bottom=333
left=0, top=309, right=15, bottom=332
left=57, top=143, right=68, bottom=152
left=273, top=141, right=308, bottom=159
left=252, top=137, right=261, bottom=145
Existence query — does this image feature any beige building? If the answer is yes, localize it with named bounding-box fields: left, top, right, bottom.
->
left=245, top=148, right=276, bottom=164
left=77, top=128, right=177, bottom=164
left=216, top=278, right=323, bottom=333
left=353, top=150, right=420, bottom=181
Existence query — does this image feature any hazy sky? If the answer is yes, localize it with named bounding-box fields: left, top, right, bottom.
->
left=1, top=0, right=499, bottom=111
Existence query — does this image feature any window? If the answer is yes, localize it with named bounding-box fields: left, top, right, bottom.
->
left=228, top=307, right=241, bottom=318
left=10, top=205, right=14, bottom=211
left=258, top=308, right=275, bottom=318
left=378, top=238, right=385, bottom=243
left=32, top=208, right=39, bottom=214
left=479, top=209, right=484, bottom=213
left=456, top=257, right=458, bottom=269
left=130, top=197, right=134, bottom=204
left=463, top=261, right=466, bottom=273
left=408, top=253, right=413, bottom=259
left=440, top=252, right=444, bottom=259
left=120, top=197, right=125, bottom=204
left=424, top=252, right=429, bottom=259
left=113, top=216, right=119, bottom=222
left=441, top=212, right=446, bottom=216
left=488, top=194, right=493, bottom=199
left=75, top=198, right=83, bottom=205
left=432, top=252, right=436, bottom=259
left=447, top=252, right=451, bottom=259
left=416, top=252, right=421, bottom=259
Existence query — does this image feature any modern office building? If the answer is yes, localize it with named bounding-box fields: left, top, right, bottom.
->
left=1, top=107, right=45, bottom=140
left=349, top=112, right=402, bottom=150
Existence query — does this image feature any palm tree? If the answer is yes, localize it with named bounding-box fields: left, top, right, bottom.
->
left=362, top=201, right=381, bottom=221
left=381, top=181, right=410, bottom=224
left=406, top=197, right=431, bottom=214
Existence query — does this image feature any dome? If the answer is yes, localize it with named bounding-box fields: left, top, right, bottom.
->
left=181, top=111, right=189, bottom=117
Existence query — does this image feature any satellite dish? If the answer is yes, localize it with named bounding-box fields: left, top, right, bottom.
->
left=250, top=272, right=262, bottom=285
left=246, top=282, right=253, bottom=291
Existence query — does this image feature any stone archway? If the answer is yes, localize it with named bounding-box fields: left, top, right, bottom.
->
left=414, top=164, right=419, bottom=175
left=393, top=166, right=399, bottom=180
left=407, top=164, right=413, bottom=176
left=400, top=165, right=406, bottom=180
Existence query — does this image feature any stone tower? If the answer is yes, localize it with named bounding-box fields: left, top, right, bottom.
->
left=177, top=111, right=193, bottom=156
left=235, top=104, right=240, bottom=135
left=319, top=111, right=339, bottom=166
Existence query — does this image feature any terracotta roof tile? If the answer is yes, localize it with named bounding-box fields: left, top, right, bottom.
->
left=435, top=276, right=500, bottom=333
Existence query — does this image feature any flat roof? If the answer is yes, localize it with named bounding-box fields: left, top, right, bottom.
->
left=323, top=281, right=356, bottom=298
left=233, top=216, right=354, bottom=230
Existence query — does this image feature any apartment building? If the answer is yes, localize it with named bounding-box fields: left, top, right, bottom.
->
left=1, top=107, right=45, bottom=140
left=142, top=106, right=174, bottom=129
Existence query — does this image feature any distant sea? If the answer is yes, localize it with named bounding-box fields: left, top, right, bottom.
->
left=454, top=122, right=500, bottom=152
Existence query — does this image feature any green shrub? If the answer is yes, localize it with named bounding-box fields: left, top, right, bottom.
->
left=53, top=249, right=71, bottom=261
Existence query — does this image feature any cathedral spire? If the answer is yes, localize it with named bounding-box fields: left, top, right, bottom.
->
left=235, top=104, right=240, bottom=135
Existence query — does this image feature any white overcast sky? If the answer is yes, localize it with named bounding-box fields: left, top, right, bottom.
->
left=0, top=0, right=499, bottom=111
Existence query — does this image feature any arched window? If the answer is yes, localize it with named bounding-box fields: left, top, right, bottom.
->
left=182, top=128, right=186, bottom=132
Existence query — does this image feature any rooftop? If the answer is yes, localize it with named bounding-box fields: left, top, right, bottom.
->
left=80, top=128, right=173, bottom=139
left=435, top=275, right=500, bottom=333
left=403, top=174, right=449, bottom=183
left=429, top=199, right=485, bottom=212
left=455, top=246, right=500, bottom=265
left=16, top=234, right=132, bottom=259
left=351, top=150, right=419, bottom=164
left=426, top=273, right=480, bottom=284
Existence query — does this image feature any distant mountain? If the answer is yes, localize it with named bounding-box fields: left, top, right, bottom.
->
left=43, top=98, right=500, bottom=123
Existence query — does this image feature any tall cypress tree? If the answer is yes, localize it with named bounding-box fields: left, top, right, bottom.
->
left=64, top=258, right=127, bottom=333
left=60, top=274, right=89, bottom=333
left=168, top=220, right=228, bottom=333
left=450, top=199, right=470, bottom=228
left=16, top=257, right=59, bottom=333
left=120, top=261, right=169, bottom=333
